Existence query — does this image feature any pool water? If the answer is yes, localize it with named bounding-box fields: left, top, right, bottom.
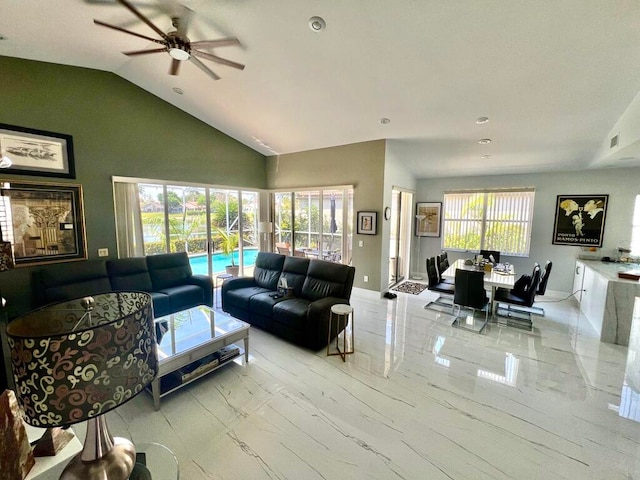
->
left=189, top=248, right=259, bottom=275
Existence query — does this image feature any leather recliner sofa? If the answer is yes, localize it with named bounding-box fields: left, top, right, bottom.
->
left=221, top=252, right=355, bottom=350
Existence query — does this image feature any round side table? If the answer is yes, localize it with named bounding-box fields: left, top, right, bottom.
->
left=130, top=442, right=179, bottom=480
left=215, top=273, right=234, bottom=308
left=327, top=304, right=354, bottom=362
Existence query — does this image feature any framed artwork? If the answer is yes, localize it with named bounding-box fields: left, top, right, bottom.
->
left=552, top=194, right=608, bottom=247
left=0, top=123, right=75, bottom=178
left=1, top=180, right=87, bottom=267
left=416, top=202, right=441, bottom=237
left=357, top=211, right=377, bottom=235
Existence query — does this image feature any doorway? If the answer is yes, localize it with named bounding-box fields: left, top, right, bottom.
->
left=388, top=188, right=413, bottom=287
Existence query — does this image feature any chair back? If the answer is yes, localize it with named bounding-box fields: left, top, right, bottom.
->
left=426, top=257, right=440, bottom=288
left=521, top=264, right=542, bottom=306
left=454, top=269, right=487, bottom=310
left=439, top=251, right=450, bottom=269
left=436, top=255, right=448, bottom=281
left=537, top=260, right=552, bottom=295
left=480, top=250, right=500, bottom=263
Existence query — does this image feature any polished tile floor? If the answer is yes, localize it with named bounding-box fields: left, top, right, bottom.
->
left=95, top=285, right=640, bottom=479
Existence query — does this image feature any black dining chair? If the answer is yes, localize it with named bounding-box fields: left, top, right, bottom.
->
left=436, top=254, right=453, bottom=285
left=480, top=250, right=500, bottom=263
left=494, top=263, right=541, bottom=330
left=452, top=269, right=490, bottom=333
left=424, top=256, right=455, bottom=311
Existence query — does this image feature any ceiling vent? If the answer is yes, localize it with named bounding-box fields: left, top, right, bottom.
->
left=610, top=134, right=619, bottom=149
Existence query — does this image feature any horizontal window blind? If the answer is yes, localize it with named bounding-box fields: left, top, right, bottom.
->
left=443, top=189, right=535, bottom=256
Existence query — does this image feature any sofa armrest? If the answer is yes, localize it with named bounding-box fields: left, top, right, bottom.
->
left=187, top=274, right=214, bottom=307
left=308, top=297, right=348, bottom=318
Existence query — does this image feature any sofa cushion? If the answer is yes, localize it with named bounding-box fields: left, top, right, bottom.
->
left=147, top=252, right=193, bottom=290
left=301, top=260, right=353, bottom=301
left=159, top=284, right=204, bottom=313
left=150, top=291, right=171, bottom=317
left=107, top=257, right=153, bottom=292
left=37, top=259, right=111, bottom=304
left=280, top=256, right=310, bottom=296
left=253, top=252, right=286, bottom=290
left=273, top=298, right=312, bottom=330
left=249, top=291, right=290, bottom=317
left=225, top=286, right=272, bottom=311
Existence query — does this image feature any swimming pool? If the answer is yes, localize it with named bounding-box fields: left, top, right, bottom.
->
left=189, top=248, right=259, bottom=275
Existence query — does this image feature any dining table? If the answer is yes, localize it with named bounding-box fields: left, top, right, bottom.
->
left=442, top=258, right=516, bottom=316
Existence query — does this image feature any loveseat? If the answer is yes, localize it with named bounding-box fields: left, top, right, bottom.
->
left=34, top=251, right=213, bottom=317
left=221, top=252, right=355, bottom=350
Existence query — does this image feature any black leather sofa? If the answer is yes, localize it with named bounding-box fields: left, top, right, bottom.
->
left=221, top=252, right=355, bottom=350
left=34, top=252, right=213, bottom=317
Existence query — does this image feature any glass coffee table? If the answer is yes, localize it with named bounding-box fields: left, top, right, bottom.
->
left=150, top=305, right=249, bottom=410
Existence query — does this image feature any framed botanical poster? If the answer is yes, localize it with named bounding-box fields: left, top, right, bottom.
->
left=416, top=202, right=441, bottom=237
left=0, top=123, right=75, bottom=178
left=1, top=180, right=87, bottom=266
left=357, top=211, right=377, bottom=235
left=552, top=194, right=608, bottom=247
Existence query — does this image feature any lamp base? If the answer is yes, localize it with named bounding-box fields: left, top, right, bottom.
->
left=59, top=437, right=136, bottom=480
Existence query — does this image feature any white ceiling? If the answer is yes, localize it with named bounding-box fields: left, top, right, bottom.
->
left=3, top=0, right=640, bottom=178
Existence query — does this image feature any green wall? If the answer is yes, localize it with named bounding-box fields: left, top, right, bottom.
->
left=266, top=140, right=386, bottom=291
left=0, top=56, right=266, bottom=317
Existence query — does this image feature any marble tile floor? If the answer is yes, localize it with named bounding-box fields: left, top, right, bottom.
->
left=79, top=285, right=640, bottom=479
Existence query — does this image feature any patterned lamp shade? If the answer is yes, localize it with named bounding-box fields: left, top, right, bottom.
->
left=7, top=291, right=157, bottom=427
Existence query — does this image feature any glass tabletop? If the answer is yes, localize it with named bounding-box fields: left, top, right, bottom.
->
left=154, top=305, right=247, bottom=360
left=130, top=442, right=179, bottom=480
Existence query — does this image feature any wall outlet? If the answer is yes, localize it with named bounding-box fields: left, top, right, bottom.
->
left=364, top=275, right=369, bottom=282
left=358, top=240, right=364, bottom=247
left=98, top=248, right=109, bottom=257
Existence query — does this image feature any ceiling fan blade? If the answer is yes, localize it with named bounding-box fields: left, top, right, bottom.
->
left=193, top=50, right=245, bottom=70
left=124, top=47, right=167, bottom=56
left=174, top=7, right=194, bottom=36
left=93, top=19, right=165, bottom=45
left=169, top=58, right=181, bottom=76
left=189, top=56, right=220, bottom=80
left=115, top=0, right=170, bottom=41
left=191, top=38, right=241, bottom=49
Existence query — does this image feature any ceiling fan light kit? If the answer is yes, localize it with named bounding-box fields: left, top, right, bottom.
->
left=94, top=0, right=244, bottom=81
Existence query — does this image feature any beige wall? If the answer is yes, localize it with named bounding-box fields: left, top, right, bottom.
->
left=266, top=140, right=386, bottom=291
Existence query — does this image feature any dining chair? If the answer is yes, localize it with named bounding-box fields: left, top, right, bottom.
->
left=424, top=257, right=455, bottom=312
left=452, top=269, right=490, bottom=333
left=276, top=244, right=291, bottom=255
left=436, top=254, right=453, bottom=285
left=480, top=250, right=500, bottom=263
left=494, top=263, right=541, bottom=330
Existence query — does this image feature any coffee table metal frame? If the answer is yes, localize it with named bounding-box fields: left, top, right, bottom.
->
left=150, top=305, right=249, bottom=410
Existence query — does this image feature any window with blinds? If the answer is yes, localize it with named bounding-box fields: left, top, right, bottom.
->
left=443, top=188, right=535, bottom=256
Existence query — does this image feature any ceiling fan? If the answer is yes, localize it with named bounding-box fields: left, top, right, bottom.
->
left=94, top=0, right=245, bottom=80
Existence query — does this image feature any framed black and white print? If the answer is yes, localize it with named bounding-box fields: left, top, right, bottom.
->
left=357, top=211, right=377, bottom=235
left=416, top=202, right=441, bottom=237
left=0, top=123, right=75, bottom=178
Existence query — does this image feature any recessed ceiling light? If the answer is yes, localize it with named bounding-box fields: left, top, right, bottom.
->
left=478, top=138, right=492, bottom=144
left=476, top=116, right=489, bottom=124
left=481, top=154, right=492, bottom=160
left=172, top=87, right=184, bottom=95
left=309, top=16, right=326, bottom=32
left=379, top=118, right=391, bottom=125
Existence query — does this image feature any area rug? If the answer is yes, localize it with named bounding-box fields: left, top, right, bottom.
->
left=392, top=281, right=428, bottom=295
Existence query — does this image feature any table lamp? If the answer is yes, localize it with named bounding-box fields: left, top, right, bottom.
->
left=6, top=291, right=157, bottom=480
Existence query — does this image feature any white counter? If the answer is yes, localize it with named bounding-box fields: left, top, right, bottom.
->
left=574, top=260, right=640, bottom=346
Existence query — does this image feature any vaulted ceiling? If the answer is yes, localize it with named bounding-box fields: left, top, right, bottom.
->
left=3, top=0, right=640, bottom=178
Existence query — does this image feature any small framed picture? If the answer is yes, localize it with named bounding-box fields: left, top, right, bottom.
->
left=0, top=123, right=75, bottom=179
left=357, top=211, right=377, bottom=235
left=416, top=202, right=441, bottom=237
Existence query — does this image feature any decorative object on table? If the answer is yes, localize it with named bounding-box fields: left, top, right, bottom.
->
left=0, top=180, right=87, bottom=267
left=415, top=202, right=441, bottom=237
left=32, top=427, right=75, bottom=457
left=618, top=270, right=640, bottom=281
left=412, top=213, right=426, bottom=279
left=0, top=389, right=35, bottom=480
left=356, top=211, right=377, bottom=235
left=392, top=281, right=428, bottom=295
left=552, top=194, right=608, bottom=247
left=6, top=292, right=158, bottom=480
left=0, top=123, right=75, bottom=178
